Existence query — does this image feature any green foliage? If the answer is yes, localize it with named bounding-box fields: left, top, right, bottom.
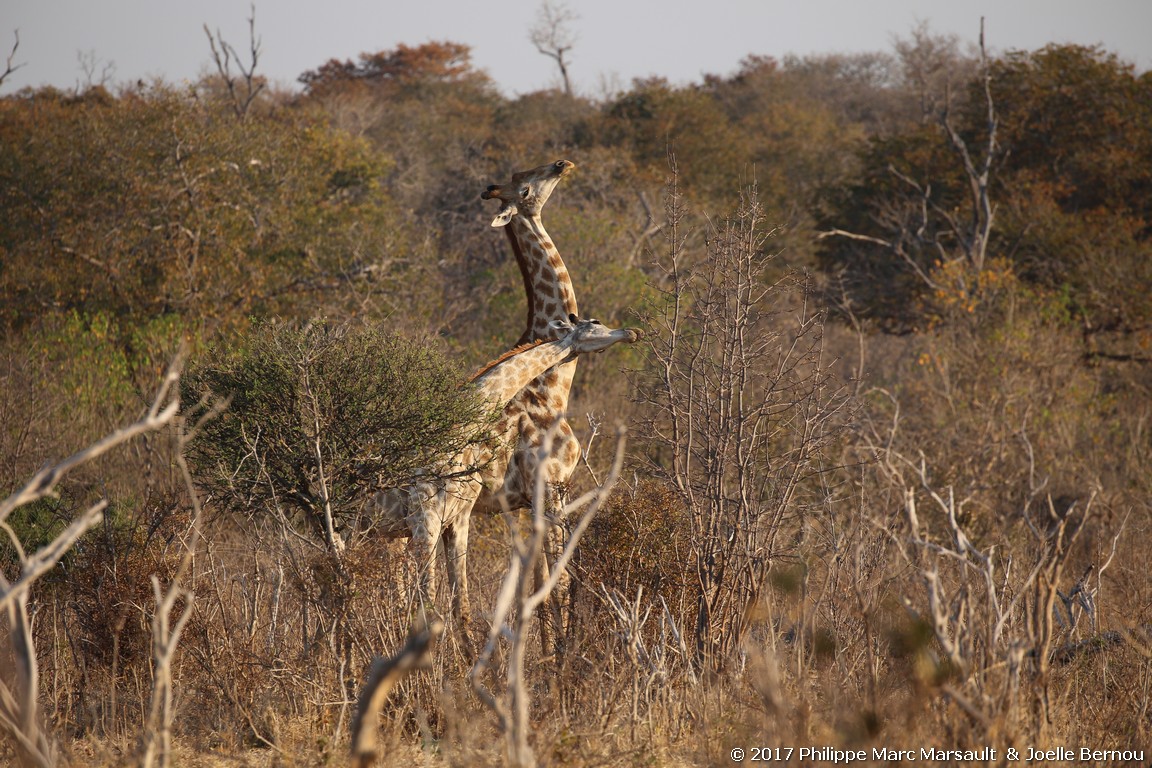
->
left=184, top=320, right=493, bottom=538
left=988, top=45, right=1152, bottom=218
left=987, top=45, right=1152, bottom=342
left=0, top=310, right=187, bottom=506
left=597, top=77, right=749, bottom=201
left=1, top=497, right=70, bottom=561
left=819, top=44, right=1152, bottom=334
left=36, top=311, right=136, bottom=426
left=490, top=90, right=597, bottom=158
left=0, top=84, right=411, bottom=332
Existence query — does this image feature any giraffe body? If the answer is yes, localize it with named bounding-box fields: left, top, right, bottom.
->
left=366, top=316, right=639, bottom=629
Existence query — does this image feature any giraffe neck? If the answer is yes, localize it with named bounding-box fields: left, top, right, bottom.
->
left=473, top=338, right=574, bottom=406
left=506, top=215, right=579, bottom=345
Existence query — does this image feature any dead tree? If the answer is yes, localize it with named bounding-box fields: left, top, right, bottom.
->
left=203, top=3, right=265, bottom=118
left=820, top=19, right=999, bottom=301
left=635, top=173, right=850, bottom=670
left=0, top=31, right=24, bottom=89
left=0, top=361, right=182, bottom=768
left=529, top=1, right=578, bottom=97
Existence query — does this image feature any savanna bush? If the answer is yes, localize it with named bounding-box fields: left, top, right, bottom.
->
left=878, top=258, right=1111, bottom=531
left=184, top=320, right=494, bottom=545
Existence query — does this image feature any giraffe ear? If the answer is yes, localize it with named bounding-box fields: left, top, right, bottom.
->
left=546, top=318, right=573, bottom=338
left=490, top=203, right=516, bottom=228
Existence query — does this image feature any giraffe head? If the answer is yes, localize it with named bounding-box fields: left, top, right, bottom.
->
left=482, top=159, right=575, bottom=227
left=545, top=314, right=642, bottom=356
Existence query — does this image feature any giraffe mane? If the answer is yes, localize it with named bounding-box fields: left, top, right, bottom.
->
left=469, top=338, right=557, bottom=382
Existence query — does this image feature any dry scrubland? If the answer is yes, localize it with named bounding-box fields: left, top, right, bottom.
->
left=2, top=20, right=1152, bottom=768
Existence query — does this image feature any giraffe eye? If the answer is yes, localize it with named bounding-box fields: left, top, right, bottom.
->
left=519, top=187, right=530, bottom=198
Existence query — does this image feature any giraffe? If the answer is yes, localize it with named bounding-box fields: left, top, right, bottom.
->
left=365, top=315, right=640, bottom=632
left=478, top=160, right=587, bottom=647
left=476, top=160, right=582, bottom=515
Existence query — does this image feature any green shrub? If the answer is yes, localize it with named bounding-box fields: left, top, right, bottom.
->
left=184, top=320, right=493, bottom=543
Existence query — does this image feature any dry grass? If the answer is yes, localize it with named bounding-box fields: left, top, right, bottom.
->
left=5, top=448, right=1150, bottom=767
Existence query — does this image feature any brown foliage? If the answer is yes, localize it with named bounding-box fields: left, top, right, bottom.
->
left=299, top=41, right=494, bottom=98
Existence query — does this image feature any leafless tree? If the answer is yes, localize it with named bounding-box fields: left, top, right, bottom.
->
left=939, top=19, right=997, bottom=276
left=0, top=31, right=24, bottom=90
left=634, top=169, right=852, bottom=669
left=204, top=3, right=265, bottom=118
left=529, top=1, right=578, bottom=97
left=76, top=49, right=115, bottom=92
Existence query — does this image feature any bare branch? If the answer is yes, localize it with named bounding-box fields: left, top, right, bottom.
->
left=0, top=356, right=183, bottom=768
left=0, top=30, right=24, bottom=89
left=526, top=427, right=626, bottom=614
left=76, top=49, right=115, bottom=91
left=579, top=412, right=602, bottom=485
left=471, top=425, right=626, bottom=768
left=203, top=3, right=264, bottom=118
left=0, top=501, right=106, bottom=613
left=138, top=411, right=208, bottom=768
left=629, top=190, right=664, bottom=266
left=938, top=17, right=998, bottom=273
left=350, top=620, right=443, bottom=767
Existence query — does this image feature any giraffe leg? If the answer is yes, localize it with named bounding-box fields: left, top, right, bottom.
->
left=534, top=484, right=572, bottom=660
left=547, top=520, right=571, bottom=638
left=544, top=485, right=572, bottom=657
left=406, top=501, right=442, bottom=625
left=533, top=544, right=557, bottom=657
left=441, top=516, right=472, bottom=635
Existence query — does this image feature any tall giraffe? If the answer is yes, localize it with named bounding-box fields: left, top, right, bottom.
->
left=479, top=159, right=598, bottom=650
left=476, top=160, right=581, bottom=520
left=366, top=316, right=639, bottom=631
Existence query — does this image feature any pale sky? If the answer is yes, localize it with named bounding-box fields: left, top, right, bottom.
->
left=3, top=1, right=1150, bottom=97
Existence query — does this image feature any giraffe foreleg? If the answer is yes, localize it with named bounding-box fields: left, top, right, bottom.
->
left=532, top=539, right=557, bottom=658
left=543, top=482, right=572, bottom=655
left=405, top=485, right=444, bottom=624
left=441, top=514, right=471, bottom=634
